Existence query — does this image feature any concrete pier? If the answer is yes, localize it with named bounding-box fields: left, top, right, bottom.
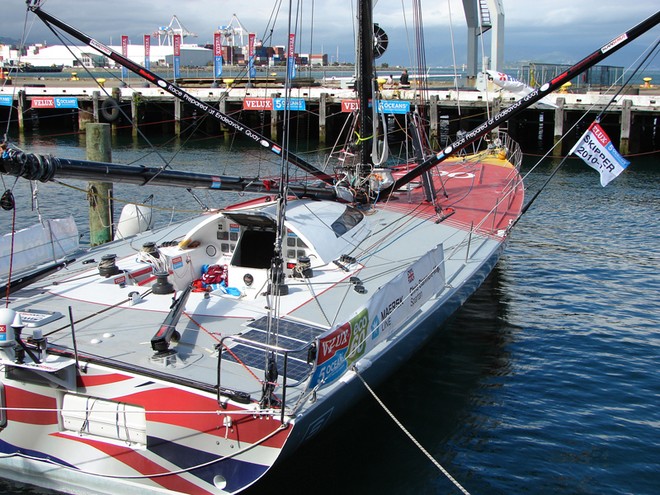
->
left=2, top=78, right=659, bottom=155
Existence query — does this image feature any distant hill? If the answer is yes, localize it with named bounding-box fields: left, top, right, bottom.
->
left=0, top=37, right=18, bottom=46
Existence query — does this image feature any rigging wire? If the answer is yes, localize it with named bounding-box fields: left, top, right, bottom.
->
left=400, top=0, right=414, bottom=69
left=516, top=37, right=660, bottom=223
left=446, top=0, right=462, bottom=118
left=6, top=3, right=270, bottom=220
left=599, top=38, right=660, bottom=117
left=477, top=0, right=490, bottom=121
left=412, top=0, right=429, bottom=107
left=34, top=24, right=176, bottom=176
left=28, top=4, right=269, bottom=197
left=1, top=7, right=36, bottom=192
left=261, top=0, right=305, bottom=406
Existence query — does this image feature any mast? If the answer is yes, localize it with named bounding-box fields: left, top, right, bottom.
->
left=25, top=1, right=335, bottom=187
left=356, top=0, right=375, bottom=176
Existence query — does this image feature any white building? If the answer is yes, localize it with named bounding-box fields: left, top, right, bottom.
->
left=1, top=42, right=213, bottom=69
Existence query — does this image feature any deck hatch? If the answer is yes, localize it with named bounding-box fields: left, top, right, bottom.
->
left=223, top=317, right=324, bottom=382
left=246, top=316, right=325, bottom=342
left=61, top=393, right=147, bottom=446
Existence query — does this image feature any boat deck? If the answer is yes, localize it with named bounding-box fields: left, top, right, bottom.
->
left=4, top=156, right=523, bottom=406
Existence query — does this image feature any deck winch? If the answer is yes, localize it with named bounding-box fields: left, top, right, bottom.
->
left=152, top=271, right=175, bottom=295
left=98, top=254, right=120, bottom=277
left=292, top=256, right=313, bottom=278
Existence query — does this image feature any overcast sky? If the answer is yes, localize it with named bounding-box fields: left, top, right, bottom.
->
left=2, top=0, right=658, bottom=68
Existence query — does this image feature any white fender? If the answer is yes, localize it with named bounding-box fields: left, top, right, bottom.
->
left=114, top=203, right=154, bottom=239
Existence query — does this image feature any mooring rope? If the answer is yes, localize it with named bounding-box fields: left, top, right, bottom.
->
left=354, top=369, right=472, bottom=495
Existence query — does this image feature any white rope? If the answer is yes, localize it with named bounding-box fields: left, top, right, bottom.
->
left=354, top=369, right=472, bottom=495
left=0, top=407, right=270, bottom=416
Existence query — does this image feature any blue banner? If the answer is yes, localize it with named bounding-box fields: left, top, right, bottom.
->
left=376, top=100, right=410, bottom=114
left=174, top=56, right=181, bottom=79
left=214, top=56, right=223, bottom=78
left=121, top=35, right=129, bottom=81
left=0, top=95, right=12, bottom=107
left=54, top=97, right=79, bottom=109
left=287, top=58, right=296, bottom=80
left=144, top=35, right=151, bottom=71
left=248, top=33, right=256, bottom=79
left=213, top=32, right=223, bottom=78
left=273, top=98, right=306, bottom=111
left=286, top=33, right=296, bottom=81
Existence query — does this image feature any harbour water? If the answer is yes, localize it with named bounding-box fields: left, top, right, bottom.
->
left=245, top=154, right=660, bottom=495
left=0, top=133, right=658, bottom=494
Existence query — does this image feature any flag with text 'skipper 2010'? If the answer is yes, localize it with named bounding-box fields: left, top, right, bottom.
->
left=570, top=121, right=630, bottom=187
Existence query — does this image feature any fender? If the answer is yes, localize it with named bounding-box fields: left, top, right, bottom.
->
left=100, top=97, right=120, bottom=122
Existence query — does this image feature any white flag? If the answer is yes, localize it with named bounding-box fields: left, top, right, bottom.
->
left=486, top=70, right=557, bottom=108
left=570, top=121, right=630, bottom=186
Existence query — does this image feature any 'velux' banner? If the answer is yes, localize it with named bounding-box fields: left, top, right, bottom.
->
left=213, top=32, right=223, bottom=78
left=173, top=34, right=181, bottom=80
left=144, top=35, right=150, bottom=71
left=31, top=97, right=79, bottom=109
left=121, top=35, right=128, bottom=79
left=287, top=33, right=296, bottom=80
left=248, top=33, right=256, bottom=79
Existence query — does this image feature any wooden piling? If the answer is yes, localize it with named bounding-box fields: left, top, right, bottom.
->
left=620, top=99, right=632, bottom=155
left=174, top=98, right=182, bottom=137
left=131, top=92, right=140, bottom=139
left=270, top=93, right=278, bottom=141
left=553, top=97, right=565, bottom=156
left=219, top=98, right=229, bottom=141
left=78, top=94, right=95, bottom=130
left=17, top=90, right=25, bottom=132
left=86, top=123, right=113, bottom=246
left=9, top=85, right=660, bottom=156
left=319, top=93, right=327, bottom=145
left=429, top=95, right=439, bottom=147
left=111, top=87, right=121, bottom=137
left=92, top=91, right=100, bottom=123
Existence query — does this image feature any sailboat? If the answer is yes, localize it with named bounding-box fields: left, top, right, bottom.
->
left=0, top=1, right=657, bottom=494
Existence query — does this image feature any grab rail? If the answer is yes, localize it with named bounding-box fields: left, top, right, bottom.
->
left=216, top=334, right=316, bottom=423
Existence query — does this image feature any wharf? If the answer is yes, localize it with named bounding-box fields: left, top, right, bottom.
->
left=1, top=76, right=659, bottom=155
